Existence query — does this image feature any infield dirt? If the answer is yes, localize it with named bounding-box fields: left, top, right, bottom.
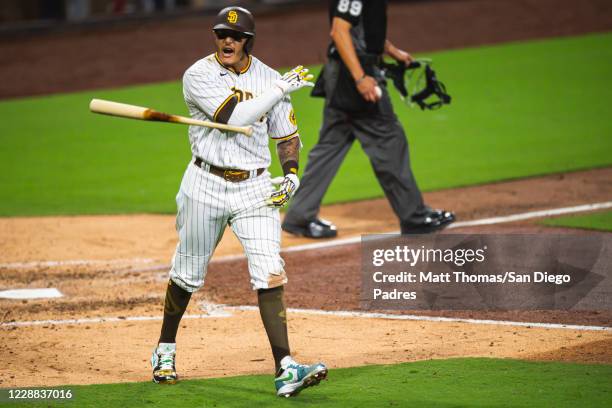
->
left=1, top=168, right=611, bottom=387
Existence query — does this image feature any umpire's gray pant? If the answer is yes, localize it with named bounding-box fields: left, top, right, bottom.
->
left=284, top=85, right=426, bottom=228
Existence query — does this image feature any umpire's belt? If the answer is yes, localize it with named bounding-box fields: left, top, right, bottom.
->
left=194, top=157, right=264, bottom=183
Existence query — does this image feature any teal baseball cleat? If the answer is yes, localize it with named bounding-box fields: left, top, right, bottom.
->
left=151, top=343, right=178, bottom=384
left=274, top=356, right=328, bottom=397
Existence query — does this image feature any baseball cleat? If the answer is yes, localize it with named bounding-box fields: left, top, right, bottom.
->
left=401, top=208, right=455, bottom=234
left=274, top=356, right=328, bottom=397
left=151, top=343, right=178, bottom=384
left=282, top=218, right=337, bottom=239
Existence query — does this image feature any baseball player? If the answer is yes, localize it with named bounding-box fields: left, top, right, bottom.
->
left=282, top=0, right=455, bottom=238
left=150, top=7, right=327, bottom=398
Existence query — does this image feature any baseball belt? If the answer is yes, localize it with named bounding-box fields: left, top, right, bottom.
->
left=194, top=157, right=264, bottom=182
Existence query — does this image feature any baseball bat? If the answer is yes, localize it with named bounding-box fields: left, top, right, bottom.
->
left=89, top=98, right=253, bottom=137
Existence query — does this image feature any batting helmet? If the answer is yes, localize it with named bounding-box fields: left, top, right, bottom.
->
left=213, top=7, right=256, bottom=54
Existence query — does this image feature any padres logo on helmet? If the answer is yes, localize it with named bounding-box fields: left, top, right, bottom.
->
left=227, top=10, right=238, bottom=24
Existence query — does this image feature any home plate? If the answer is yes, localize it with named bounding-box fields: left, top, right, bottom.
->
left=0, top=288, right=64, bottom=300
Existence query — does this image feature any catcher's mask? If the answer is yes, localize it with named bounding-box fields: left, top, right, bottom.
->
left=213, top=7, right=255, bottom=54
left=381, top=59, right=451, bottom=110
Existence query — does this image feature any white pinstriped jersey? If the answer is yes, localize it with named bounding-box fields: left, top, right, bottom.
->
left=183, top=53, right=299, bottom=170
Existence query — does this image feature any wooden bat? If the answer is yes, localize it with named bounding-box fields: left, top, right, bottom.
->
left=89, top=98, right=253, bottom=137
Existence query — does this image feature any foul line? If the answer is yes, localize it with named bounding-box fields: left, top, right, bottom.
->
left=448, top=201, right=612, bottom=228
left=226, top=306, right=611, bottom=332
left=2, top=305, right=609, bottom=332
left=226, top=201, right=612, bottom=259
left=2, top=201, right=609, bottom=270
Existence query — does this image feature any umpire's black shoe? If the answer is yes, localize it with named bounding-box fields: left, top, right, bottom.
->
left=400, top=209, right=455, bottom=234
left=282, top=218, right=338, bottom=239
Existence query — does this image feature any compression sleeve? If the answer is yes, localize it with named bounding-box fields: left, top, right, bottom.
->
left=227, top=85, right=285, bottom=126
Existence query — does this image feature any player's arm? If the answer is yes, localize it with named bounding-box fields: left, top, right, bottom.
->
left=277, top=137, right=300, bottom=177
left=226, top=67, right=314, bottom=127
left=267, top=136, right=300, bottom=208
left=266, top=99, right=302, bottom=208
left=384, top=39, right=413, bottom=66
left=330, top=15, right=379, bottom=102
left=184, top=67, right=312, bottom=127
left=224, top=87, right=282, bottom=126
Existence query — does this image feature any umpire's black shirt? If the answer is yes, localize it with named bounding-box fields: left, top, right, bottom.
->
left=328, top=0, right=387, bottom=58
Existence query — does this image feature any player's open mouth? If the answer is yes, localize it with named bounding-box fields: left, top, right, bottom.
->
left=221, top=47, right=234, bottom=58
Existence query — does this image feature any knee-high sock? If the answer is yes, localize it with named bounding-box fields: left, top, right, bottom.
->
left=159, top=279, right=192, bottom=344
left=258, top=286, right=291, bottom=373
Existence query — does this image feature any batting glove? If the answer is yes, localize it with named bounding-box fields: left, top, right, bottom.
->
left=266, top=174, right=300, bottom=208
left=274, top=66, right=314, bottom=94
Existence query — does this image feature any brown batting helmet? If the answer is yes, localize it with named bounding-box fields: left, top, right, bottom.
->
left=213, top=7, right=256, bottom=53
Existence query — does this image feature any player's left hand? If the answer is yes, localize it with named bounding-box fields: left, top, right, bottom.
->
left=275, top=66, right=314, bottom=94
left=266, top=174, right=300, bottom=208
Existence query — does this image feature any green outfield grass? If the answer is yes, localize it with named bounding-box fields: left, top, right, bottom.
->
left=1, top=32, right=611, bottom=216
left=2, top=358, right=611, bottom=407
left=542, top=210, right=612, bottom=232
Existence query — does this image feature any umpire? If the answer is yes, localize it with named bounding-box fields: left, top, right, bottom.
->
left=282, top=0, right=455, bottom=238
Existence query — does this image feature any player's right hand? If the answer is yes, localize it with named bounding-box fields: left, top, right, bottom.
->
left=274, top=66, right=314, bottom=94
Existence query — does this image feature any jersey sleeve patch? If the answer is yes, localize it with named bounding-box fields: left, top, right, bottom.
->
left=267, top=95, right=299, bottom=140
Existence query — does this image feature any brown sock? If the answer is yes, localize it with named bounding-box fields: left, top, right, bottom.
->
left=159, top=279, right=192, bottom=344
left=257, top=286, right=291, bottom=373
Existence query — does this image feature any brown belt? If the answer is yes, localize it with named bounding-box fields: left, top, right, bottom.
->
left=194, top=157, right=264, bottom=183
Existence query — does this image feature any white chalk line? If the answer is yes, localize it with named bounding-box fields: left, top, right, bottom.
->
left=2, top=201, right=609, bottom=270
left=449, top=201, right=612, bottom=228
left=0, top=258, right=156, bottom=270
left=231, top=201, right=612, bottom=259
left=226, top=306, right=611, bottom=332
left=1, top=305, right=609, bottom=332
left=1, top=201, right=610, bottom=331
left=0, top=313, right=232, bottom=328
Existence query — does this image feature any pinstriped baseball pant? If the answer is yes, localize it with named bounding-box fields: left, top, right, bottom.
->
left=169, top=160, right=287, bottom=292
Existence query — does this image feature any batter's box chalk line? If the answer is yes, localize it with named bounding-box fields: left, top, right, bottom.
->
left=0, top=257, right=156, bottom=270
left=198, top=301, right=234, bottom=317
left=1, top=304, right=610, bottom=331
